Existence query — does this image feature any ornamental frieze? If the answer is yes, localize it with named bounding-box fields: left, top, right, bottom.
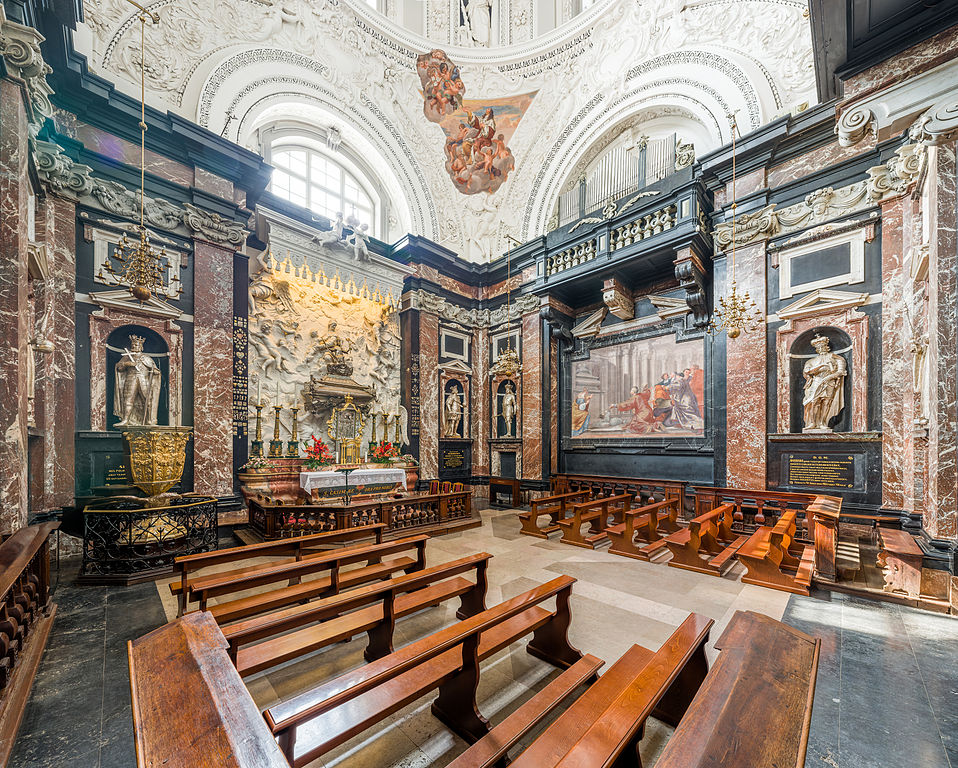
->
left=409, top=289, right=540, bottom=327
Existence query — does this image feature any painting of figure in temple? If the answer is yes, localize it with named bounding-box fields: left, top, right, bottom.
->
left=571, top=335, right=705, bottom=439
left=417, top=50, right=465, bottom=122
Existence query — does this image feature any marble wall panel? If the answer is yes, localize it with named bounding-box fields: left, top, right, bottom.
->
left=194, top=167, right=234, bottom=201
left=880, top=197, right=908, bottom=509
left=0, top=80, right=30, bottom=532
left=842, top=24, right=958, bottom=101
left=767, top=136, right=878, bottom=189
left=724, top=242, right=767, bottom=488
left=438, top=273, right=478, bottom=299
left=193, top=241, right=235, bottom=498
left=75, top=123, right=194, bottom=189
left=419, top=311, right=440, bottom=479
left=482, top=274, right=522, bottom=300
left=713, top=168, right=767, bottom=209
left=927, top=144, right=958, bottom=539
left=550, top=335, right=558, bottom=475
left=521, top=311, right=542, bottom=479
left=900, top=195, right=923, bottom=516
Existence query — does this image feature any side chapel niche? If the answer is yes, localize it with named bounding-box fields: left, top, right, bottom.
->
left=106, top=325, right=171, bottom=430
left=788, top=327, right=853, bottom=434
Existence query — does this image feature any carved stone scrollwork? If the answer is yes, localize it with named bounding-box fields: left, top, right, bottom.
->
left=182, top=204, right=247, bottom=246
left=674, top=250, right=709, bottom=327
left=540, top=306, right=573, bottom=345
left=910, top=98, right=958, bottom=146
left=34, top=140, right=95, bottom=198
left=674, top=141, right=695, bottom=170
left=411, top=289, right=539, bottom=327
left=714, top=204, right=778, bottom=250
left=602, top=277, right=633, bottom=320
left=866, top=144, right=923, bottom=202
left=0, top=16, right=55, bottom=127
left=836, top=105, right=875, bottom=148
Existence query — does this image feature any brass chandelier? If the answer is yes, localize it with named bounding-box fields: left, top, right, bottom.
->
left=706, top=116, right=764, bottom=339
left=101, top=1, right=170, bottom=303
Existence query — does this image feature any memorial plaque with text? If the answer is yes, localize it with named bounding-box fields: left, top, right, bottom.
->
left=439, top=441, right=471, bottom=479
left=784, top=453, right=860, bottom=491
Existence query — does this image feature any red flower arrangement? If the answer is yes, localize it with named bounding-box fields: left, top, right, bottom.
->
left=369, top=439, right=399, bottom=464
left=303, top=435, right=336, bottom=469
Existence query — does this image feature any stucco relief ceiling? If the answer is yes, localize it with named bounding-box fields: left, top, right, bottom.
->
left=78, top=0, right=817, bottom=261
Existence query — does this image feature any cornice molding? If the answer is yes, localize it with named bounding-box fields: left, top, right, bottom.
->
left=34, top=139, right=249, bottom=247
left=0, top=11, right=54, bottom=129
left=713, top=142, right=923, bottom=252
left=407, top=289, right=540, bottom=327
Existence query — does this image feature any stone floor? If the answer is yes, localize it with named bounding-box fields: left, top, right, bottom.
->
left=9, top=504, right=958, bottom=767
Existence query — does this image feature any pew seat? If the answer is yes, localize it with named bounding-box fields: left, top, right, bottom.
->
left=605, top=498, right=681, bottom=560
left=507, top=612, right=714, bottom=767
left=444, top=654, right=605, bottom=768
left=265, top=575, right=584, bottom=768
left=665, top=504, right=746, bottom=576
left=557, top=494, right=632, bottom=549
left=654, top=610, right=820, bottom=768
left=737, top=511, right=814, bottom=595
left=877, top=526, right=923, bottom=596
left=192, top=536, right=428, bottom=625
left=224, top=553, right=490, bottom=676
left=519, top=491, right=590, bottom=538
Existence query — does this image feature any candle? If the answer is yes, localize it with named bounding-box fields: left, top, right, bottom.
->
left=276, top=381, right=280, bottom=404
left=257, top=379, right=262, bottom=404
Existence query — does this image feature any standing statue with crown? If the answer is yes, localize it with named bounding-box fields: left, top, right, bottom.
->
left=114, top=334, right=162, bottom=426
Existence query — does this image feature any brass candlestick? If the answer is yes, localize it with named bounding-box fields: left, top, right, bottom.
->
left=286, top=405, right=300, bottom=458
left=371, top=410, right=378, bottom=443
left=393, top=412, right=401, bottom=445
left=250, top=401, right=266, bottom=457
left=268, top=404, right=285, bottom=458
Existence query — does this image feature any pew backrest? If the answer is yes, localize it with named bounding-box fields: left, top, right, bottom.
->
left=128, top=612, right=289, bottom=768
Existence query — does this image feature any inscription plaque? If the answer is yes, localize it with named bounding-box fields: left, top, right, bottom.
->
left=785, top=453, right=858, bottom=490
left=442, top=449, right=465, bottom=470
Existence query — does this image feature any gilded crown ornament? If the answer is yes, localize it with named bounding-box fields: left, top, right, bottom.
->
left=707, top=116, right=765, bottom=339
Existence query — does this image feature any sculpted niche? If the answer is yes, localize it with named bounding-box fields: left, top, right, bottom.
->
left=801, top=335, right=847, bottom=434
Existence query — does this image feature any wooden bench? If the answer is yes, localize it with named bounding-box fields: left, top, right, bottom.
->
left=222, top=552, right=491, bottom=676
left=519, top=491, right=591, bottom=538
left=605, top=496, right=681, bottom=561
left=655, top=610, right=820, bottom=768
left=552, top=474, right=689, bottom=517
left=737, top=511, right=815, bottom=595
left=191, top=535, right=429, bottom=624
left=877, top=526, right=923, bottom=597
left=264, top=575, right=585, bottom=767
left=0, top=522, right=58, bottom=766
left=557, top=494, right=632, bottom=549
left=171, top=524, right=386, bottom=616
left=128, top=611, right=289, bottom=768
left=451, top=612, right=713, bottom=768
left=663, top=503, right=747, bottom=576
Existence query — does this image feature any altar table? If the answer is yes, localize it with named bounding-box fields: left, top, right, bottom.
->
left=300, top=467, right=408, bottom=499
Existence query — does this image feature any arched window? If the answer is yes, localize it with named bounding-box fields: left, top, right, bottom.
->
left=269, top=141, right=380, bottom=236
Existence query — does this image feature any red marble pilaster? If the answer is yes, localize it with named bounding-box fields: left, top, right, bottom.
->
left=880, top=198, right=908, bottom=509
left=472, top=326, right=490, bottom=494
left=419, top=312, right=440, bottom=479
left=192, top=241, right=236, bottom=498
left=0, top=79, right=30, bottom=532
left=926, top=144, right=958, bottom=539
left=521, top=311, right=542, bottom=479
left=725, top=241, right=767, bottom=488
left=37, top=196, right=77, bottom=507
left=550, top=335, right=558, bottom=475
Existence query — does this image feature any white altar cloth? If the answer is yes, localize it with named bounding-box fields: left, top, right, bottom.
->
left=300, top=467, right=407, bottom=494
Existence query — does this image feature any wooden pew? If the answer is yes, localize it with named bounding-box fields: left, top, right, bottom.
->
left=655, top=610, right=820, bottom=768
left=190, top=535, right=429, bottom=624
left=171, top=524, right=386, bottom=616
left=665, top=503, right=748, bottom=576
left=449, top=612, right=713, bottom=768
left=0, top=522, right=58, bottom=766
left=552, top=474, right=688, bottom=517
left=604, top=496, right=681, bottom=561
left=877, top=526, right=923, bottom=597
left=264, top=575, right=585, bottom=768
left=128, top=611, right=289, bottom=768
left=519, top=491, right=590, bottom=538
left=557, top=494, right=632, bottom=549
left=736, top=511, right=815, bottom=595
left=222, top=552, right=491, bottom=676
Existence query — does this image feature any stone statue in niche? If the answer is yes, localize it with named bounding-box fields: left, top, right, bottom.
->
left=443, top=385, right=464, bottom=438
left=802, top=335, right=847, bottom=433
left=114, top=335, right=162, bottom=427
left=498, top=382, right=517, bottom=438
left=463, top=0, right=492, bottom=46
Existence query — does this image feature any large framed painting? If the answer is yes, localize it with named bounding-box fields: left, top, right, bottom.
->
left=571, top=334, right=705, bottom=439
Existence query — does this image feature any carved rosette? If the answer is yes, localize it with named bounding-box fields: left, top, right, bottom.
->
left=123, top=427, right=193, bottom=498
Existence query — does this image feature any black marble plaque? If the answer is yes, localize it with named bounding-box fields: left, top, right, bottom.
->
left=439, top=440, right=471, bottom=480
left=785, top=453, right=857, bottom=490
